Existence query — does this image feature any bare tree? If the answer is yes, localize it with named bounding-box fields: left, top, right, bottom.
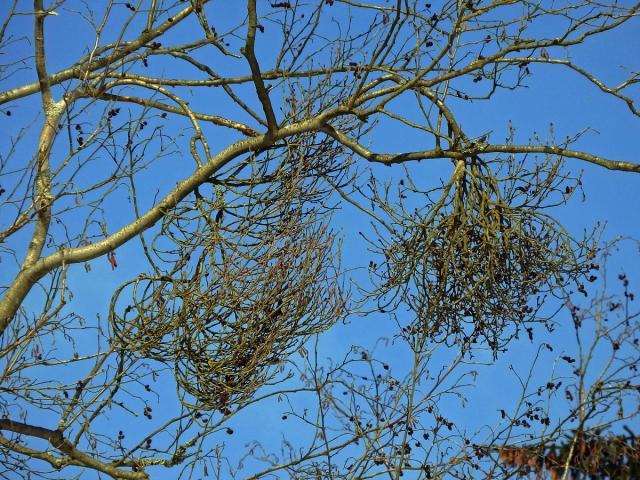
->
left=0, top=1, right=638, bottom=479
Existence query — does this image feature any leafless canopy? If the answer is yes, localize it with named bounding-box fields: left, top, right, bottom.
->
left=0, top=0, right=639, bottom=479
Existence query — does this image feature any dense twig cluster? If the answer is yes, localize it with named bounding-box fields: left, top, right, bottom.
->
left=369, top=154, right=597, bottom=350
left=499, top=432, right=640, bottom=479
left=110, top=139, right=349, bottom=409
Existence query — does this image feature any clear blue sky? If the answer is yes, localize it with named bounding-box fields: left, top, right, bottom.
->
left=1, top=1, right=639, bottom=479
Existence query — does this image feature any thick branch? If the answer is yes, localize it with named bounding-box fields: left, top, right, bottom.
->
left=33, top=0, right=51, bottom=107
left=0, top=419, right=148, bottom=479
left=0, top=135, right=255, bottom=337
left=23, top=1, right=63, bottom=271
left=0, top=431, right=80, bottom=470
left=485, top=144, right=640, bottom=173
left=322, top=125, right=640, bottom=173
left=241, top=0, right=278, bottom=134
left=0, top=106, right=345, bottom=338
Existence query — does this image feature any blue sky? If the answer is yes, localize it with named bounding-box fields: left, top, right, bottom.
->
left=1, top=1, right=639, bottom=479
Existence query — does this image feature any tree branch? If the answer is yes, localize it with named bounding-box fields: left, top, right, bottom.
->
left=0, top=419, right=148, bottom=479
left=322, top=124, right=640, bottom=172
left=241, top=0, right=278, bottom=135
left=0, top=2, right=202, bottom=105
